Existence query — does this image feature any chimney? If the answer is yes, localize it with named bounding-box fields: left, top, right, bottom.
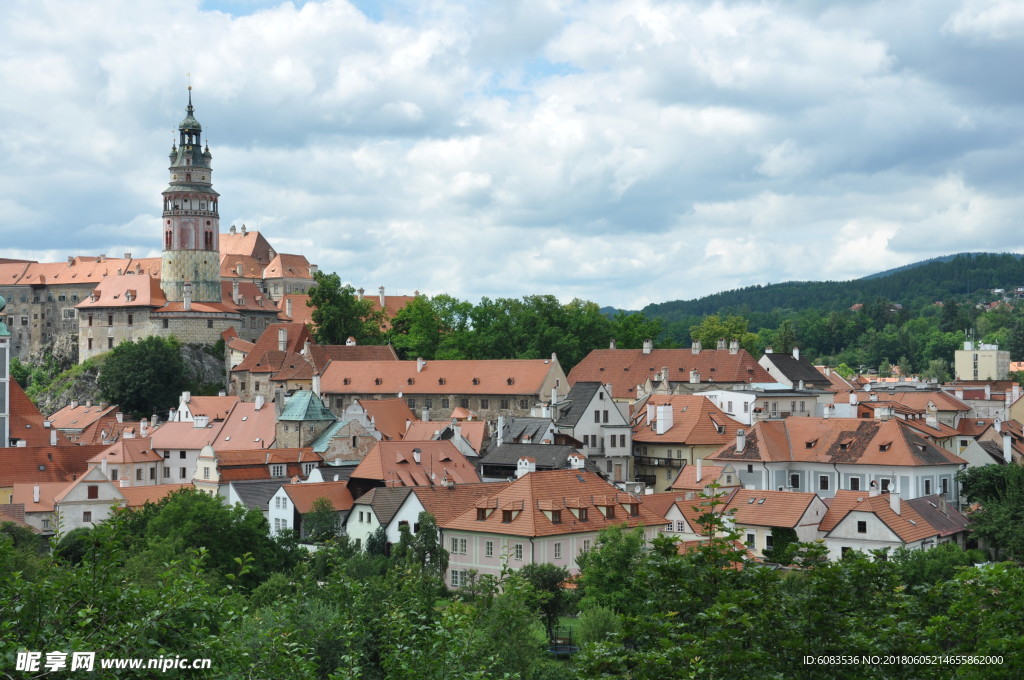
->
left=642, top=338, right=653, bottom=355
left=798, top=379, right=804, bottom=391
left=101, top=458, right=108, bottom=475
left=1004, top=433, right=1013, bottom=464
left=255, top=394, right=265, bottom=411
left=879, top=406, right=890, bottom=422
left=230, top=224, right=237, bottom=234
left=696, top=457, right=702, bottom=483
left=736, top=428, right=746, bottom=452
left=71, top=400, right=79, bottom=409
left=308, top=264, right=318, bottom=276
left=568, top=453, right=585, bottom=470
left=691, top=340, right=701, bottom=354
left=116, top=412, right=124, bottom=423
left=194, top=415, right=209, bottom=429
left=183, top=280, right=192, bottom=311
left=169, top=407, right=177, bottom=421
left=286, top=298, right=293, bottom=318
left=417, top=357, right=426, bottom=373
left=50, top=429, right=57, bottom=446
left=655, top=403, right=673, bottom=435
left=926, top=402, right=938, bottom=428
left=232, top=280, right=240, bottom=304
left=850, top=393, right=858, bottom=406
left=378, top=285, right=386, bottom=307
left=412, top=448, right=421, bottom=464
left=140, top=418, right=148, bottom=437
left=689, top=370, right=700, bottom=384
left=729, top=339, right=739, bottom=354
left=869, top=480, right=880, bottom=497
left=241, top=224, right=247, bottom=234
left=32, top=485, right=41, bottom=504
left=496, top=415, right=505, bottom=447
left=609, top=338, right=617, bottom=350
left=356, top=287, right=364, bottom=300
left=793, top=347, right=800, bottom=360
left=346, top=336, right=356, bottom=346
left=278, top=328, right=288, bottom=351
left=889, top=492, right=901, bottom=515
left=764, top=346, right=773, bottom=354
left=275, top=388, right=285, bottom=417
left=422, top=408, right=430, bottom=422
left=717, top=338, right=726, bottom=350
left=551, top=386, right=558, bottom=406
left=516, top=456, right=536, bottom=478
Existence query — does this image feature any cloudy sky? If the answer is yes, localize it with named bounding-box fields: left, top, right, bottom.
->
left=2, top=0, right=1023, bottom=309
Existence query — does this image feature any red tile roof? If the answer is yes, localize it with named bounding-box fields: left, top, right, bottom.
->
left=88, top=439, right=162, bottom=465
left=710, top=418, right=967, bottom=468
left=11, top=382, right=71, bottom=447
left=283, top=481, right=354, bottom=514
left=232, top=323, right=313, bottom=373
left=351, top=441, right=481, bottom=487
left=320, top=358, right=562, bottom=396
left=403, top=420, right=488, bottom=453
left=358, top=399, right=417, bottom=441
left=724, top=489, right=819, bottom=528
left=0, top=445, right=103, bottom=488
left=633, top=395, right=745, bottom=445
left=569, top=348, right=773, bottom=399
left=442, top=469, right=667, bottom=537
left=411, top=483, right=511, bottom=524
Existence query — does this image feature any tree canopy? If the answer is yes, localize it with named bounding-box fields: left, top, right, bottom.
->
left=97, top=336, right=191, bottom=418
left=306, top=271, right=386, bottom=345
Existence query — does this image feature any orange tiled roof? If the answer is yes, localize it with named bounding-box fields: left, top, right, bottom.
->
left=232, top=323, right=313, bottom=373
left=633, top=395, right=745, bottom=445
left=11, top=382, right=71, bottom=447
left=306, top=344, right=399, bottom=373
left=263, top=253, right=313, bottom=280
left=74, top=274, right=167, bottom=309
left=220, top=229, right=275, bottom=260
left=283, top=481, right=354, bottom=514
left=212, top=401, right=277, bottom=450
left=11, top=481, right=71, bottom=513
left=569, top=348, right=773, bottom=399
left=186, top=396, right=239, bottom=421
left=725, top=489, right=819, bottom=528
left=320, top=358, right=560, bottom=396
left=442, top=469, right=667, bottom=537
left=403, top=420, right=488, bottom=453
left=0, top=446, right=106, bottom=488
left=48, top=402, right=118, bottom=431
left=358, top=398, right=417, bottom=441
left=278, top=294, right=315, bottom=326
left=411, top=482, right=510, bottom=524
left=351, top=441, right=480, bottom=487
left=862, top=390, right=971, bottom=413
left=669, top=462, right=738, bottom=491
left=119, top=484, right=191, bottom=508
left=825, top=493, right=938, bottom=543
left=88, top=439, right=162, bottom=465
left=709, top=418, right=967, bottom=468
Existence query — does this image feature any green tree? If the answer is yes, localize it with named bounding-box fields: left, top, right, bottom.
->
left=519, top=562, right=573, bottom=641
left=306, top=271, right=385, bottom=345
left=388, top=294, right=443, bottom=360
left=304, top=496, right=339, bottom=543
left=97, top=336, right=191, bottom=417
left=922, top=358, right=951, bottom=383
left=576, top=525, right=649, bottom=617
left=773, top=319, right=798, bottom=354
left=690, top=314, right=758, bottom=354
left=959, top=465, right=1024, bottom=561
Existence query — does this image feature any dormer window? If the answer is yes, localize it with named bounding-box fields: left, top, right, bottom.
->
left=374, top=378, right=382, bottom=385
left=550, top=509, right=561, bottom=523
left=438, top=377, right=446, bottom=385
left=502, top=510, right=514, bottom=523
left=472, top=377, right=480, bottom=385
left=407, top=377, right=414, bottom=385
left=343, top=378, right=351, bottom=385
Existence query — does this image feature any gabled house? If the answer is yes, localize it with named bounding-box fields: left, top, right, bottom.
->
left=275, top=390, right=337, bottom=448
left=345, top=398, right=415, bottom=442
left=47, top=400, right=119, bottom=444
left=758, top=348, right=831, bottom=390
left=268, top=481, right=354, bottom=538
left=224, top=479, right=288, bottom=517
left=87, top=439, right=164, bottom=487
left=228, top=322, right=312, bottom=402
left=346, top=486, right=413, bottom=550
left=0, top=445, right=106, bottom=505
left=195, top=447, right=321, bottom=496
left=554, top=382, right=632, bottom=483
left=632, top=394, right=746, bottom=492
left=708, top=418, right=967, bottom=503
left=669, top=459, right=741, bottom=495
left=441, top=469, right=668, bottom=586
left=725, top=489, right=828, bottom=558
left=819, top=490, right=969, bottom=559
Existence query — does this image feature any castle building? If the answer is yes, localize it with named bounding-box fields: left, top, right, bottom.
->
left=0, top=90, right=317, bottom=363
left=73, top=90, right=284, bottom=361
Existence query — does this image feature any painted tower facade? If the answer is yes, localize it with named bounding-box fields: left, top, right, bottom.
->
left=160, top=88, right=221, bottom=302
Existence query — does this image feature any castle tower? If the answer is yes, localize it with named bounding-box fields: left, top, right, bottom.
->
left=160, top=87, right=221, bottom=302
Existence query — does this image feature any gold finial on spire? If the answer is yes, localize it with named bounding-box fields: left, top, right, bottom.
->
left=186, top=72, right=192, bottom=90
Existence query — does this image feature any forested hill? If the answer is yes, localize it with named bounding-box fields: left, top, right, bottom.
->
left=642, top=252, right=1024, bottom=322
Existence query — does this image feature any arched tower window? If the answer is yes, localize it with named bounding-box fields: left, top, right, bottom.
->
left=204, top=231, right=213, bottom=251
left=165, top=230, right=173, bottom=249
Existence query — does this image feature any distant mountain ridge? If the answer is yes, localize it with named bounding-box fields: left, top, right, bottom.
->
left=639, top=252, right=1024, bottom=322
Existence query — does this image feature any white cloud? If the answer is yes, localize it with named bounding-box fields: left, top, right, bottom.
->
left=0, top=0, right=1022, bottom=310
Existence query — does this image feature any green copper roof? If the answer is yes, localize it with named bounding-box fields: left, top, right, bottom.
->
left=311, top=420, right=349, bottom=453
left=278, top=390, right=337, bottom=422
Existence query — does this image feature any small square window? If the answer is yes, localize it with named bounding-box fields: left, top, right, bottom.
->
left=857, top=521, right=867, bottom=534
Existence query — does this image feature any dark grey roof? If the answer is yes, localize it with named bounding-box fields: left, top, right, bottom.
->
left=352, top=486, right=413, bottom=526
left=501, top=417, right=554, bottom=444
left=905, top=495, right=971, bottom=537
left=481, top=443, right=578, bottom=468
left=314, top=464, right=356, bottom=483
left=230, top=480, right=286, bottom=510
left=555, top=382, right=601, bottom=427
left=978, top=441, right=1010, bottom=464
left=762, top=354, right=827, bottom=384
